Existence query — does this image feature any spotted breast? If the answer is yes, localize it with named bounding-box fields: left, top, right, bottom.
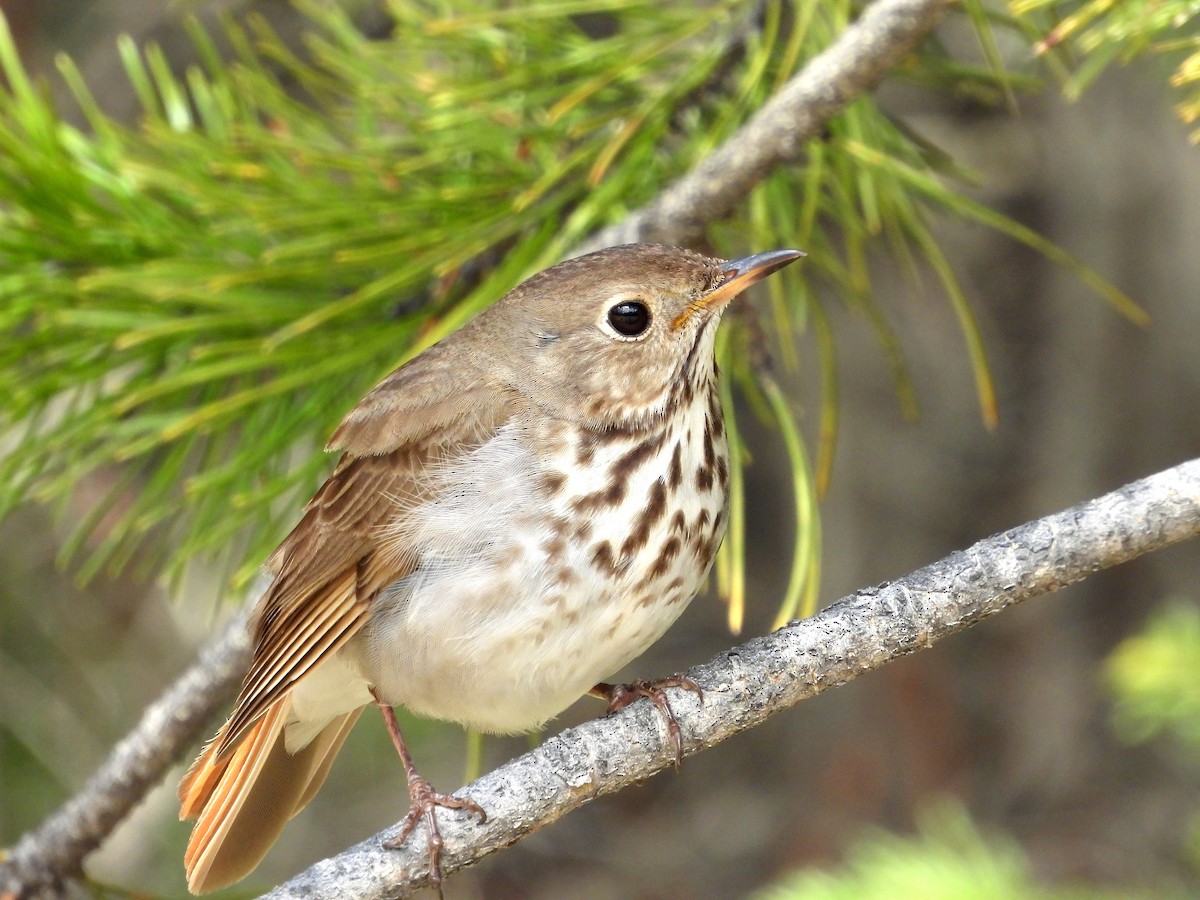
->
left=350, top=313, right=729, bottom=734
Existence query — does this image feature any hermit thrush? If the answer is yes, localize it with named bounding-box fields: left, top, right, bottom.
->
left=178, top=242, right=802, bottom=893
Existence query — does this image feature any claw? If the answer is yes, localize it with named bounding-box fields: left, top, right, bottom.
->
left=383, top=774, right=487, bottom=891
left=591, top=675, right=704, bottom=767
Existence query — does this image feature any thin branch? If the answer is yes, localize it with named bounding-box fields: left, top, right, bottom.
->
left=0, top=607, right=251, bottom=899
left=261, top=458, right=1200, bottom=899
left=577, top=0, right=955, bottom=253
left=0, top=0, right=956, bottom=895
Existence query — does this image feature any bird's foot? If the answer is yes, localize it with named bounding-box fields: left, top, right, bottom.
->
left=376, top=701, right=486, bottom=894
left=383, top=772, right=487, bottom=893
left=590, top=675, right=703, bottom=767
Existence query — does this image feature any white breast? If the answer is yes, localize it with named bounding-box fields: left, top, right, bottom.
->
left=350, top=387, right=728, bottom=735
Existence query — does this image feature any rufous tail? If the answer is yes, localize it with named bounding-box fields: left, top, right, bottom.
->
left=178, top=698, right=362, bottom=894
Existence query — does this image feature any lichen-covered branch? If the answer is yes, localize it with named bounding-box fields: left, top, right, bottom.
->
left=261, top=458, right=1200, bottom=899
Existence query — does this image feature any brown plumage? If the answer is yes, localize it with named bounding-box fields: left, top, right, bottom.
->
left=178, top=243, right=802, bottom=893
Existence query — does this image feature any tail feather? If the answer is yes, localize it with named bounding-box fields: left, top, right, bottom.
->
left=180, top=698, right=363, bottom=894
left=178, top=728, right=232, bottom=821
left=293, top=710, right=362, bottom=813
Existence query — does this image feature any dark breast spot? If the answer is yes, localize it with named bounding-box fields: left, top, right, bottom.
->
left=708, top=392, right=725, bottom=437
left=647, top=536, right=681, bottom=580
left=619, top=526, right=650, bottom=561
left=573, top=479, right=626, bottom=514
left=609, top=430, right=667, bottom=479
left=619, top=478, right=668, bottom=558
left=667, top=442, right=683, bottom=489
left=591, top=540, right=619, bottom=575
left=643, top=478, right=668, bottom=524
left=679, top=377, right=695, bottom=405
left=595, top=421, right=641, bottom=444
left=693, top=423, right=718, bottom=492
left=575, top=435, right=598, bottom=466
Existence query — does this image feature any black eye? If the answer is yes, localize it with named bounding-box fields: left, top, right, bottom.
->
left=607, top=301, right=651, bottom=337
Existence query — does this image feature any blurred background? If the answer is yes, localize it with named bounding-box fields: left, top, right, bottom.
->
left=1, top=1, right=1198, bottom=898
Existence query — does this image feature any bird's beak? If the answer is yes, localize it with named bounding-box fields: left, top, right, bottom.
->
left=673, top=249, right=805, bottom=329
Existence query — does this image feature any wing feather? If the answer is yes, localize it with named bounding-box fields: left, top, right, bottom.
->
left=212, top=351, right=517, bottom=758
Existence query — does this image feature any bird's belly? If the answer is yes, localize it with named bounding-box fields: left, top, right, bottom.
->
left=354, top=555, right=689, bottom=733
left=352, top=413, right=728, bottom=734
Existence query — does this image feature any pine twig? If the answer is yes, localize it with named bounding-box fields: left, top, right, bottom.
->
left=261, top=458, right=1200, bottom=899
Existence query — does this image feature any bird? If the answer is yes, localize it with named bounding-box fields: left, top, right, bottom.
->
left=177, top=242, right=803, bottom=893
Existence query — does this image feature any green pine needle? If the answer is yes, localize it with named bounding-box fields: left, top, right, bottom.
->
left=0, top=0, right=1149, bottom=631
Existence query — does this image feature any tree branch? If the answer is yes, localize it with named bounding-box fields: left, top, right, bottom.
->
left=0, top=608, right=251, bottom=899
left=260, top=458, right=1200, bottom=899
left=0, top=0, right=955, bottom=895
left=577, top=0, right=955, bottom=253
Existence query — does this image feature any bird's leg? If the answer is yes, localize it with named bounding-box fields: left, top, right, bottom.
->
left=377, top=702, right=487, bottom=893
left=589, top=675, right=704, bottom=768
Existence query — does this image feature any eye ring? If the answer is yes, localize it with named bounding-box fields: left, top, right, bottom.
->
left=606, top=300, right=652, bottom=339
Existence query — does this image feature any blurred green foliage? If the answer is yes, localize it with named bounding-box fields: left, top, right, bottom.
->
left=1106, top=600, right=1200, bottom=875
left=756, top=587, right=1200, bottom=896
left=1107, top=601, right=1200, bottom=749
left=1013, top=0, right=1200, bottom=143
left=754, top=799, right=1144, bottom=900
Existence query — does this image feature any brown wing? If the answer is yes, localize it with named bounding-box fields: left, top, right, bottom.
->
left=217, top=336, right=517, bottom=757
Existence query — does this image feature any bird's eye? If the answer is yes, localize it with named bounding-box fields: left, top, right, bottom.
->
left=607, top=301, right=651, bottom=337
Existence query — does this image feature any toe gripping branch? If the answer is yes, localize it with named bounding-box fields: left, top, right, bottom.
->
left=590, top=675, right=704, bottom=767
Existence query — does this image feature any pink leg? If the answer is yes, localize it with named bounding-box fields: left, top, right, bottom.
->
left=378, top=703, right=487, bottom=893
